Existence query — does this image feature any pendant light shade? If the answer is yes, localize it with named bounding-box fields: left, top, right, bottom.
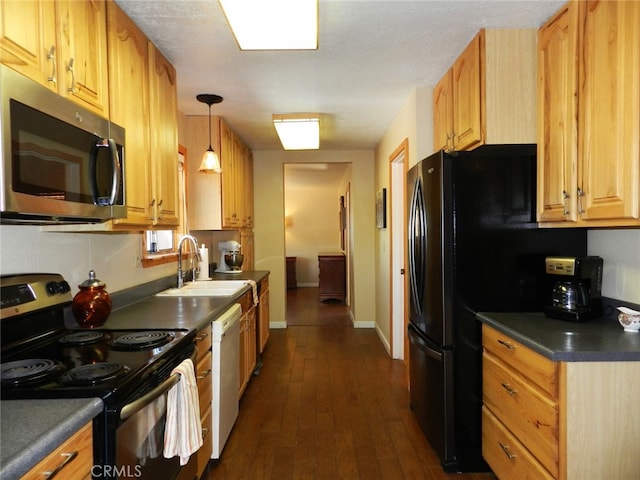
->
left=197, top=94, right=223, bottom=173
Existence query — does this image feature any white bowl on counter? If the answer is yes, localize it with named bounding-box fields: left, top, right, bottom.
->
left=617, top=307, right=640, bottom=332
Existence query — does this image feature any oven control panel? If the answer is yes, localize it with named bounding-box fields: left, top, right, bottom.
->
left=1, top=273, right=72, bottom=319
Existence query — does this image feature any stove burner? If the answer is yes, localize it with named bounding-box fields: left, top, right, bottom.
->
left=0, top=358, right=66, bottom=386
left=60, top=362, right=130, bottom=385
left=59, top=331, right=105, bottom=346
left=111, top=331, right=175, bottom=351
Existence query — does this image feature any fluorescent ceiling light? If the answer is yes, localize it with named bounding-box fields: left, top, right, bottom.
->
left=273, top=114, right=320, bottom=150
left=219, top=0, right=318, bottom=50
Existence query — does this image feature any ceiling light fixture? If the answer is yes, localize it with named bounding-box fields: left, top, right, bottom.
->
left=219, top=0, right=318, bottom=50
left=197, top=94, right=223, bottom=173
left=273, top=113, right=320, bottom=150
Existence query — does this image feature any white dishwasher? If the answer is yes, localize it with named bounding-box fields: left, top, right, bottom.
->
left=211, top=303, right=242, bottom=459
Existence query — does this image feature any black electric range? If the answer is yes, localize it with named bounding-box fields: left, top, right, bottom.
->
left=0, top=273, right=197, bottom=479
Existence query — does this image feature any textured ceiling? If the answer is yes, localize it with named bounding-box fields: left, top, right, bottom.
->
left=115, top=0, right=564, bottom=151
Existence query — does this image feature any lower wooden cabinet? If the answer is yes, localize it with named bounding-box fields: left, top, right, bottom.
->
left=238, top=290, right=256, bottom=397
left=482, top=324, right=640, bottom=480
left=21, top=421, right=93, bottom=480
left=257, top=276, right=270, bottom=354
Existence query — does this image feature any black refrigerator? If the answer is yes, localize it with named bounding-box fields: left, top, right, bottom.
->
left=407, top=145, right=587, bottom=472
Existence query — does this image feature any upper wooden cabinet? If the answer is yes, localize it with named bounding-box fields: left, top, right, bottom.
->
left=106, top=4, right=179, bottom=228
left=537, top=0, right=640, bottom=227
left=433, top=29, right=537, bottom=152
left=107, top=1, right=152, bottom=227
left=148, top=43, right=180, bottom=227
left=0, top=0, right=110, bottom=117
left=187, top=116, right=254, bottom=231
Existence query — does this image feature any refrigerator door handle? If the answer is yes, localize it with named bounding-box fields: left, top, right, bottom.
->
left=424, top=343, right=442, bottom=361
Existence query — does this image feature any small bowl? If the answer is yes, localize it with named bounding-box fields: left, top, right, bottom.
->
left=617, top=307, right=640, bottom=332
left=224, top=252, right=244, bottom=271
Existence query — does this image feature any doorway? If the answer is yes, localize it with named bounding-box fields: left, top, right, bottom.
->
left=283, top=163, right=351, bottom=326
left=390, top=140, right=408, bottom=361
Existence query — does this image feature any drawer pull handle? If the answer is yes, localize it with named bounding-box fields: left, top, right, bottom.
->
left=499, top=442, right=516, bottom=461
left=501, top=383, right=517, bottom=396
left=43, top=451, right=78, bottom=479
left=497, top=339, right=515, bottom=350
left=195, top=332, right=209, bottom=342
left=197, top=369, right=212, bottom=380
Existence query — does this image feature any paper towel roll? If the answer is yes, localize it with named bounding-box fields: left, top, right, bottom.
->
left=197, top=244, right=209, bottom=280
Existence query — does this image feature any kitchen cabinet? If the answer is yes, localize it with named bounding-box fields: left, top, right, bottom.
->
left=106, top=1, right=152, bottom=227
left=433, top=28, right=537, bottom=152
left=106, top=6, right=179, bottom=228
left=1, top=0, right=109, bottom=117
left=238, top=289, right=256, bottom=397
left=187, top=117, right=254, bottom=231
left=147, top=42, right=180, bottom=227
left=537, top=0, right=640, bottom=227
left=482, top=324, right=640, bottom=480
left=21, top=421, right=93, bottom=480
left=257, top=276, right=270, bottom=354
left=239, top=229, right=254, bottom=271
left=318, top=252, right=346, bottom=302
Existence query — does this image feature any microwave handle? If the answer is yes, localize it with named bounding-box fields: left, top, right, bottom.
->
left=89, top=138, right=121, bottom=206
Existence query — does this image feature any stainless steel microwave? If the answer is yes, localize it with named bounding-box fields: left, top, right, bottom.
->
left=0, top=65, right=126, bottom=224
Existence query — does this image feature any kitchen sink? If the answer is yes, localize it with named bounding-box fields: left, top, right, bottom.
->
left=156, top=280, right=249, bottom=297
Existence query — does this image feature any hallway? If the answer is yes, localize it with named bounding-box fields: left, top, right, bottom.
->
left=205, top=288, right=496, bottom=479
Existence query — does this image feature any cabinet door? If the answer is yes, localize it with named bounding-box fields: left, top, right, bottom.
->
left=0, top=0, right=57, bottom=90
left=220, top=119, right=240, bottom=228
left=537, top=2, right=579, bottom=222
left=107, top=2, right=152, bottom=226
left=56, top=0, right=109, bottom=117
left=578, top=0, right=640, bottom=222
left=241, top=147, right=254, bottom=228
left=452, top=32, right=482, bottom=150
left=433, top=69, right=453, bottom=152
left=148, top=43, right=179, bottom=226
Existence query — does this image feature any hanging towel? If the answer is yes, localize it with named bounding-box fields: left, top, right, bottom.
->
left=163, top=358, right=202, bottom=465
left=245, top=279, right=259, bottom=306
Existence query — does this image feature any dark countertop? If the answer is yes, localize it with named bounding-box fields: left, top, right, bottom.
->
left=477, top=311, right=640, bottom=362
left=70, top=271, right=270, bottom=332
left=0, top=398, right=103, bottom=479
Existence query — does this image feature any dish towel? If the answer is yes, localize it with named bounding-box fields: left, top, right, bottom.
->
left=163, top=358, right=202, bottom=465
left=245, top=279, right=259, bottom=306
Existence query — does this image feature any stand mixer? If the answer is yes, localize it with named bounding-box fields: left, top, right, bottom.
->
left=215, top=240, right=243, bottom=273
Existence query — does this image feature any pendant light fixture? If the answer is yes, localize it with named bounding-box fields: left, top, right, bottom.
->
left=197, top=93, right=223, bottom=173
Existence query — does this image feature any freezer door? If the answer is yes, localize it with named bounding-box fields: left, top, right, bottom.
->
left=408, top=323, right=456, bottom=471
left=408, top=155, right=447, bottom=345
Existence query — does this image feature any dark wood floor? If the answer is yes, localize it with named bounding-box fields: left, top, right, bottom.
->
left=204, top=287, right=495, bottom=480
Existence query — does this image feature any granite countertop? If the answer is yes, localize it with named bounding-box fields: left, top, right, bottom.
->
left=477, top=311, right=640, bottom=362
left=69, top=271, right=270, bottom=332
left=0, top=398, right=103, bottom=479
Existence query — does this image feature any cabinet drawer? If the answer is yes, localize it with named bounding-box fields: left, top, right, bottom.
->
left=482, top=406, right=554, bottom=480
left=239, top=290, right=253, bottom=313
left=196, top=351, right=212, bottom=411
left=195, top=325, right=212, bottom=360
left=483, top=352, right=559, bottom=477
left=22, top=422, right=93, bottom=480
left=482, top=324, right=557, bottom=397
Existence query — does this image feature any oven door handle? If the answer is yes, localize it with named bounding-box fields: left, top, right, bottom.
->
left=120, top=348, right=196, bottom=421
left=120, top=372, right=179, bottom=421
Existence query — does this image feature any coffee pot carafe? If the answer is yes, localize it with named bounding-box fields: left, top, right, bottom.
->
left=544, top=256, right=603, bottom=321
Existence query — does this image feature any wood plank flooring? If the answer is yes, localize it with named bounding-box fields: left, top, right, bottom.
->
left=204, top=288, right=496, bottom=480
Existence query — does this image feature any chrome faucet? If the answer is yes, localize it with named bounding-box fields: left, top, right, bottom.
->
left=177, top=234, right=202, bottom=288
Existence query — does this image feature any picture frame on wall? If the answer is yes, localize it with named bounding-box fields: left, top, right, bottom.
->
left=376, top=188, right=387, bottom=229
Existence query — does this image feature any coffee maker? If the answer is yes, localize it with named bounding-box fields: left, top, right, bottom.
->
left=544, top=256, right=603, bottom=321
